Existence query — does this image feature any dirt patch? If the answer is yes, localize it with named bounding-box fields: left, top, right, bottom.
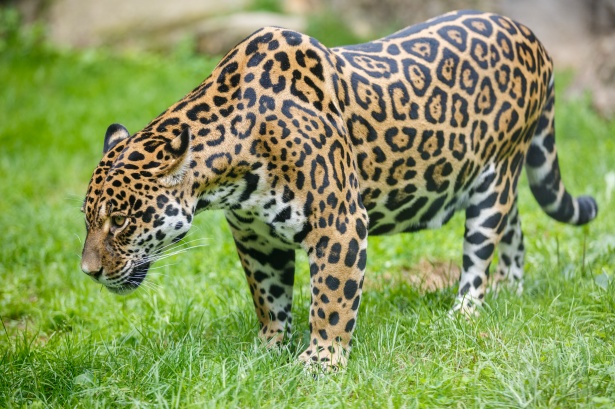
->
left=368, top=258, right=460, bottom=293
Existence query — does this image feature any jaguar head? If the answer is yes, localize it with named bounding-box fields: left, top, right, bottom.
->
left=80, top=123, right=194, bottom=294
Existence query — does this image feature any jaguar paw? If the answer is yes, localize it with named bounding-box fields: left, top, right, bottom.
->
left=257, top=325, right=289, bottom=348
left=449, top=296, right=482, bottom=319
left=298, top=344, right=349, bottom=374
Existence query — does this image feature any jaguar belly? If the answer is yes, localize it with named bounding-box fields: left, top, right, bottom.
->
left=361, top=156, right=488, bottom=236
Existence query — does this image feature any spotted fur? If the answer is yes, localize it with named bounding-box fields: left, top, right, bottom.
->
left=81, top=10, right=598, bottom=369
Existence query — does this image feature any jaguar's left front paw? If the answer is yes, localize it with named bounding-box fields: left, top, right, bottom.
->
left=450, top=295, right=482, bottom=319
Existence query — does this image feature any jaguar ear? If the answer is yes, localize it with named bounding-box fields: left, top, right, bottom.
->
left=159, top=126, right=192, bottom=186
left=103, top=123, right=130, bottom=154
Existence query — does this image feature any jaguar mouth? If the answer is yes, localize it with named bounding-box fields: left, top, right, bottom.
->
left=106, top=261, right=151, bottom=294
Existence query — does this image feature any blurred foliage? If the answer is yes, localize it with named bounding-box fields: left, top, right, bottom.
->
left=247, top=0, right=284, bottom=13
left=0, top=6, right=46, bottom=52
left=246, top=0, right=365, bottom=47
left=305, top=9, right=366, bottom=47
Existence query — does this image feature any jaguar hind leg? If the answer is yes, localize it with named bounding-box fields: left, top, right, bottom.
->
left=452, top=168, right=518, bottom=317
left=490, top=198, right=525, bottom=295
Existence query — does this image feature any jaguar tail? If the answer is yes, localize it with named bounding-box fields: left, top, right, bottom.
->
left=525, top=77, right=598, bottom=225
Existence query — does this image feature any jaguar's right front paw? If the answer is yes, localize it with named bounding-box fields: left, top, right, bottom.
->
left=298, top=343, right=349, bottom=373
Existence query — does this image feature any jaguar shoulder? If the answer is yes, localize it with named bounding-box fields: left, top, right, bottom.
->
left=81, top=10, right=598, bottom=369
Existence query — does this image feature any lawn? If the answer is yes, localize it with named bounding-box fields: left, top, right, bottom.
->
left=1, top=15, right=615, bottom=408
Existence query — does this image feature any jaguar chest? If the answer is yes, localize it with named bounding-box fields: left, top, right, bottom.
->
left=224, top=190, right=310, bottom=250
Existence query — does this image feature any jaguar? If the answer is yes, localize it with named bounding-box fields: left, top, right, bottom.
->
left=81, top=10, right=598, bottom=369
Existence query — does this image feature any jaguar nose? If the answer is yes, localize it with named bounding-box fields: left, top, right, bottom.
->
left=89, top=268, right=104, bottom=280
left=81, top=262, right=104, bottom=280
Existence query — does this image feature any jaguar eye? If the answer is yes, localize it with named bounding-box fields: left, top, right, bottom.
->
left=111, top=215, right=127, bottom=228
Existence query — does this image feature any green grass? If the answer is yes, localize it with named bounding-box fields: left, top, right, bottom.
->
left=1, top=21, right=615, bottom=409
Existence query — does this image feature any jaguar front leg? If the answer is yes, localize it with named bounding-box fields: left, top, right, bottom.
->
left=226, top=212, right=296, bottom=346
left=299, top=212, right=368, bottom=370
